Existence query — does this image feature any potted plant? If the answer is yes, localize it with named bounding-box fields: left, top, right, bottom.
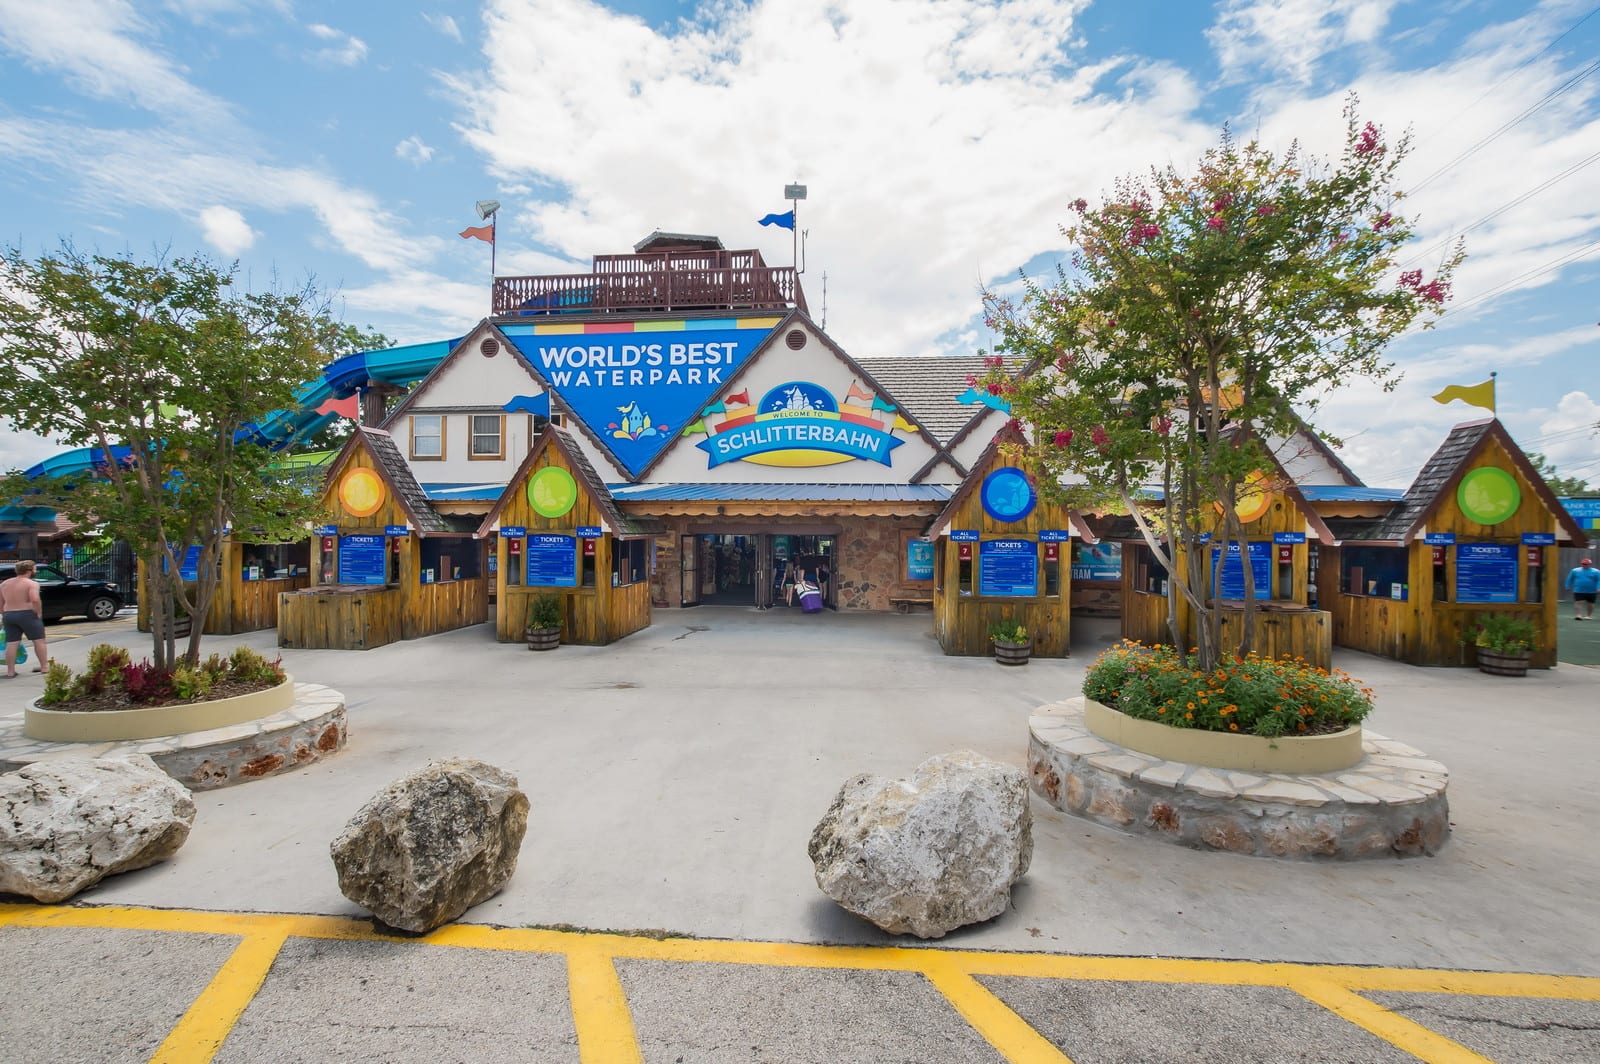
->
left=1467, top=614, right=1538, bottom=677
left=988, top=619, right=1031, bottom=666
left=526, top=593, right=562, bottom=651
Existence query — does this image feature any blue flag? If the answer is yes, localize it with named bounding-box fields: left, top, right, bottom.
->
left=758, top=210, right=795, bottom=230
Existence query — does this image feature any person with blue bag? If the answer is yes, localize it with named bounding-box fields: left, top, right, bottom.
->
left=1566, top=557, right=1600, bottom=620
left=2, top=560, right=47, bottom=677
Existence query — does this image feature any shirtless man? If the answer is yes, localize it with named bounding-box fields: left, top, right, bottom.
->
left=2, top=561, right=47, bottom=677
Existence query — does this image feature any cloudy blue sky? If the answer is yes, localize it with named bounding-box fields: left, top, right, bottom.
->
left=1, top=0, right=1597, bottom=488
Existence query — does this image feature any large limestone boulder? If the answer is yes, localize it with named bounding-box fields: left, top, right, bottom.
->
left=331, top=759, right=528, bottom=933
left=808, top=751, right=1033, bottom=939
left=0, top=754, right=196, bottom=903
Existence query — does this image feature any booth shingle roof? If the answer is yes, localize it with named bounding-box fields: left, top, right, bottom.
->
left=1360, top=421, right=1492, bottom=542
left=358, top=428, right=455, bottom=535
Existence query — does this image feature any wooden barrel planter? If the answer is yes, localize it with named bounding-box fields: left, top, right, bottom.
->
left=1476, top=648, right=1531, bottom=678
left=993, top=640, right=1032, bottom=666
left=526, top=627, right=560, bottom=652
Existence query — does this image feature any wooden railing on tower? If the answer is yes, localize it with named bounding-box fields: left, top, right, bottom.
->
left=492, top=249, right=806, bottom=317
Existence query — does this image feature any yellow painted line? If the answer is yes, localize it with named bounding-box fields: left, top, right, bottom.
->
left=566, top=943, right=643, bottom=1064
left=1292, top=980, right=1495, bottom=1064
left=0, top=903, right=45, bottom=928
left=1336, top=967, right=1600, bottom=1001
left=149, top=930, right=289, bottom=1064
left=921, top=957, right=1073, bottom=1064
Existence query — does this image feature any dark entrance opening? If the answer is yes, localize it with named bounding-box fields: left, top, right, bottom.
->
left=679, top=531, right=838, bottom=610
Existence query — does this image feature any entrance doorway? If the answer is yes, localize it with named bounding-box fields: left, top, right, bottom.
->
left=679, top=532, right=837, bottom=609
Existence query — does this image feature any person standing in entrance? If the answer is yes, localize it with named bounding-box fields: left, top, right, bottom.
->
left=2, top=560, right=48, bottom=677
left=1566, top=557, right=1600, bottom=620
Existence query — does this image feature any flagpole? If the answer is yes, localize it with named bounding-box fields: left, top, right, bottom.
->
left=791, top=195, right=798, bottom=272
left=1491, top=371, right=1497, bottom=415
left=490, top=209, right=498, bottom=277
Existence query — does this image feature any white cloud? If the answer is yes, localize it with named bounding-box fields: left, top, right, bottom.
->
left=395, top=135, right=436, bottom=165
left=1525, top=390, right=1600, bottom=481
left=0, top=0, right=230, bottom=121
left=307, top=22, right=367, bottom=66
left=197, top=204, right=256, bottom=255
left=1208, top=0, right=1398, bottom=84
left=423, top=12, right=463, bottom=42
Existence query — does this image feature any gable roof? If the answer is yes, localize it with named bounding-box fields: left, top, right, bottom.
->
left=926, top=421, right=1020, bottom=539
left=1356, top=418, right=1587, bottom=545
left=476, top=425, right=642, bottom=536
left=853, top=355, right=1015, bottom=446
left=327, top=427, right=458, bottom=535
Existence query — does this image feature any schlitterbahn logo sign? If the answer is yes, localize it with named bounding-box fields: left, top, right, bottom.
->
left=694, top=380, right=909, bottom=468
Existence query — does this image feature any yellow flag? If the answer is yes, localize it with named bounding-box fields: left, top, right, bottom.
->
left=1431, top=379, right=1495, bottom=412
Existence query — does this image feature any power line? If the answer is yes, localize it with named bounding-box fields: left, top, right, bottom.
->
left=1442, top=236, right=1600, bottom=317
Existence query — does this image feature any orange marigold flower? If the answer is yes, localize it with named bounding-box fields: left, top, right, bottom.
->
left=1185, top=712, right=1193, bottom=720
left=1228, top=723, right=1239, bottom=731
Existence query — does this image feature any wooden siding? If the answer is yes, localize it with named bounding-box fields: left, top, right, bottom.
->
left=136, top=541, right=310, bottom=635
left=932, top=454, right=1073, bottom=657
left=490, top=441, right=652, bottom=646
left=1217, top=608, right=1331, bottom=667
left=277, top=586, right=402, bottom=650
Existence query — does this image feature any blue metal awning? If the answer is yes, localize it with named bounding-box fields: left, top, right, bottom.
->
left=420, top=483, right=509, bottom=502
left=606, top=483, right=953, bottom=503
left=1297, top=485, right=1406, bottom=502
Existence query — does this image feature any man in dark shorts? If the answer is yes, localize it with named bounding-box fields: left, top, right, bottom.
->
left=1566, top=557, right=1600, bottom=620
left=2, top=560, right=48, bottom=677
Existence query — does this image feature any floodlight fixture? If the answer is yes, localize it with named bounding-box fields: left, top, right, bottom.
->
left=475, top=199, right=501, bottom=220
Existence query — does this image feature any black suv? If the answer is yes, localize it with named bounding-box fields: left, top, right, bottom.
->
left=0, top=563, right=124, bottom=622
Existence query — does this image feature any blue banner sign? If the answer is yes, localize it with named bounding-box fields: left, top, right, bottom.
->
left=695, top=380, right=906, bottom=469
left=1211, top=541, right=1272, bottom=600
left=906, top=539, right=934, bottom=581
left=577, top=526, right=603, bottom=539
left=525, top=534, right=577, bottom=587
left=1037, top=529, right=1071, bottom=542
left=313, top=524, right=337, bottom=536
left=338, top=534, right=387, bottom=585
left=1273, top=532, right=1307, bottom=544
left=384, top=525, right=409, bottom=537
left=504, top=323, right=773, bottom=476
left=950, top=530, right=980, bottom=542
left=178, top=545, right=201, bottom=582
left=1521, top=532, right=1556, bottom=545
left=1071, top=542, right=1121, bottom=582
left=1456, top=543, right=1518, bottom=603
left=979, top=539, right=1038, bottom=596
left=1561, top=497, right=1600, bottom=518
left=499, top=525, right=526, bottom=538
left=1423, top=532, right=1456, bottom=546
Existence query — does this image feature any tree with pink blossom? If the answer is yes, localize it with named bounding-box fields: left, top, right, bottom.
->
left=980, top=100, right=1462, bottom=670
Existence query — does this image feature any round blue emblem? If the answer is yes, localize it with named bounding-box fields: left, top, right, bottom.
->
left=981, top=467, right=1036, bottom=523
left=759, top=381, right=838, bottom=415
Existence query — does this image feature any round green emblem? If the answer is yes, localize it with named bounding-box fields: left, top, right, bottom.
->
left=1457, top=467, right=1520, bottom=526
left=528, top=466, right=578, bottom=519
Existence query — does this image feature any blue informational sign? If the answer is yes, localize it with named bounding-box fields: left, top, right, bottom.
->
left=313, top=524, right=337, bottom=536
left=1038, top=529, right=1070, bottom=542
left=1521, top=532, right=1556, bottom=545
left=980, top=467, right=1037, bottom=523
left=1071, top=542, right=1122, bottom=582
left=906, top=539, right=934, bottom=581
left=526, top=534, right=577, bottom=587
left=499, top=525, right=527, bottom=538
left=178, top=545, right=201, bottom=582
left=383, top=525, right=408, bottom=537
left=695, top=380, right=907, bottom=468
left=1211, top=541, right=1273, bottom=600
left=577, top=526, right=603, bottom=539
left=61, top=545, right=74, bottom=560
left=1561, top=497, right=1600, bottom=518
left=338, top=534, right=387, bottom=585
left=504, top=324, right=772, bottom=475
left=1423, top=532, right=1456, bottom=546
left=1456, top=543, right=1518, bottom=603
left=950, top=530, right=980, bottom=542
left=979, top=539, right=1038, bottom=596
left=1273, top=532, right=1307, bottom=544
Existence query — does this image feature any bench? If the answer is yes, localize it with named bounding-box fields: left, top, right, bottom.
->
left=889, top=596, right=934, bottom=615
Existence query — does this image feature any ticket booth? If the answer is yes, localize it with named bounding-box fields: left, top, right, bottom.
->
left=481, top=425, right=653, bottom=646
left=278, top=427, right=488, bottom=650
left=138, top=538, right=312, bottom=635
left=927, top=427, right=1075, bottom=657
left=1317, top=419, right=1584, bottom=668
left=1120, top=464, right=1335, bottom=669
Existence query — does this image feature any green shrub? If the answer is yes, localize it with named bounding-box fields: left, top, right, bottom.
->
left=1465, top=614, right=1538, bottom=654
left=227, top=645, right=285, bottom=684
left=170, top=665, right=215, bottom=701
left=1083, top=640, right=1374, bottom=738
left=987, top=619, right=1029, bottom=644
left=39, top=661, right=74, bottom=705
left=528, top=594, right=562, bottom=631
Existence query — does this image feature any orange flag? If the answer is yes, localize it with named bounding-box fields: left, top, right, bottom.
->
left=459, top=224, right=494, bottom=244
left=315, top=395, right=360, bottom=419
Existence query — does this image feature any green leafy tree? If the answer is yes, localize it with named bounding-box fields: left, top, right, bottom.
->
left=981, top=103, right=1463, bottom=670
left=0, top=245, right=344, bottom=667
left=1528, top=452, right=1594, bottom=498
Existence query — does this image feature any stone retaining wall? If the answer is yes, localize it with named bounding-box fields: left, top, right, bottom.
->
left=1029, top=697, right=1449, bottom=860
left=0, top=683, right=347, bottom=791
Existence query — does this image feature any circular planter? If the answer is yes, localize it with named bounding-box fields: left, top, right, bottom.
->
left=993, top=640, right=1032, bottom=666
left=526, top=627, right=560, bottom=652
left=1082, top=697, right=1362, bottom=774
left=24, top=675, right=296, bottom=743
left=1476, top=648, right=1530, bottom=677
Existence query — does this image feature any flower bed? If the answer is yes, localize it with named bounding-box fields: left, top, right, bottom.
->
left=38, top=644, right=287, bottom=713
left=1083, top=640, right=1373, bottom=738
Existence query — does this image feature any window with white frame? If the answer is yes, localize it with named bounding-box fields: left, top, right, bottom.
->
left=470, top=414, right=504, bottom=459
left=411, top=415, right=443, bottom=459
